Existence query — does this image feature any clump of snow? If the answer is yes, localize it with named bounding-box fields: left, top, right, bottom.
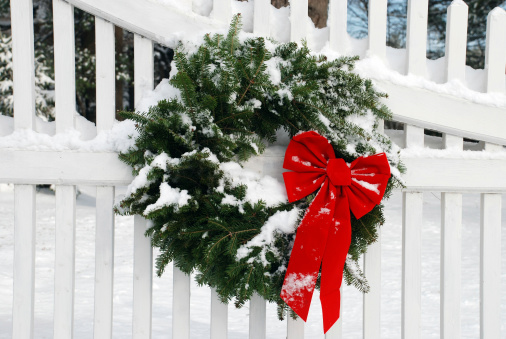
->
left=144, top=182, right=191, bottom=215
left=281, top=272, right=316, bottom=305
left=352, top=178, right=380, bottom=194
left=220, top=161, right=287, bottom=207
left=135, top=79, right=182, bottom=114
left=236, top=208, right=301, bottom=265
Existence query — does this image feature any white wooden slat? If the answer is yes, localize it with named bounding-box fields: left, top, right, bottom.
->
left=363, top=232, right=381, bottom=339
left=53, top=0, right=76, bottom=132
left=253, top=0, right=271, bottom=37
left=401, top=192, right=423, bottom=339
left=93, top=186, right=115, bottom=338
left=213, top=0, right=232, bottom=23
left=442, top=134, right=463, bottom=150
left=405, top=0, right=429, bottom=76
left=249, top=293, right=266, bottom=339
left=367, top=0, right=388, bottom=59
left=95, top=17, right=116, bottom=132
left=54, top=185, right=77, bottom=339
left=485, top=8, right=506, bottom=94
left=329, top=0, right=349, bottom=54
left=173, top=266, right=190, bottom=339
left=480, top=193, right=501, bottom=339
left=211, top=288, right=228, bottom=339
left=444, top=0, right=468, bottom=83
left=134, top=34, right=154, bottom=107
left=12, top=185, right=36, bottom=339
left=376, top=80, right=506, bottom=145
left=324, top=285, right=342, bottom=339
left=483, top=142, right=503, bottom=152
left=10, top=0, right=36, bottom=130
left=440, top=192, right=462, bottom=339
left=404, top=124, right=424, bottom=149
left=287, top=315, right=304, bottom=339
left=132, top=215, right=153, bottom=339
left=290, top=0, right=308, bottom=43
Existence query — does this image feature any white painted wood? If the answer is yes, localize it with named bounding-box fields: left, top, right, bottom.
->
left=444, top=0, right=468, bottom=83
left=10, top=0, right=36, bottom=130
left=95, top=17, right=116, bottom=132
left=12, top=185, right=36, bottom=339
left=94, top=186, right=115, bottom=339
left=133, top=215, right=153, bottom=339
left=485, top=8, right=506, bottom=94
left=213, top=0, right=232, bottom=23
left=375, top=80, right=506, bottom=145
left=440, top=192, right=462, bottom=339
left=442, top=133, right=463, bottom=150
left=54, top=185, right=77, bottom=339
left=404, top=124, right=424, bottom=149
left=324, top=286, right=342, bottom=339
left=249, top=293, right=266, bottom=339
left=483, top=142, right=503, bottom=152
left=480, top=193, right=501, bottom=339
left=287, top=315, right=304, bottom=339
left=405, top=0, right=429, bottom=76
left=329, top=0, right=349, bottom=54
left=253, top=0, right=271, bottom=37
left=180, top=0, right=192, bottom=11
left=290, top=0, right=308, bottom=43
left=401, top=192, right=423, bottom=339
left=173, top=267, right=190, bottom=339
left=363, top=232, right=381, bottom=339
left=367, top=0, right=387, bottom=59
left=53, top=0, right=76, bottom=132
left=0, top=150, right=133, bottom=185
left=134, top=35, right=154, bottom=107
left=211, top=288, right=228, bottom=339
left=65, top=0, right=224, bottom=47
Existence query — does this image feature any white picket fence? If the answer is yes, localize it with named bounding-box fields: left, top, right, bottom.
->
left=1, top=0, right=505, bottom=338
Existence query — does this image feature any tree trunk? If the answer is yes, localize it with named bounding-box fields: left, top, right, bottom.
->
left=271, top=0, right=329, bottom=28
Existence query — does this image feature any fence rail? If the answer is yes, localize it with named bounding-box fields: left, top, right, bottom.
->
left=2, top=0, right=505, bottom=338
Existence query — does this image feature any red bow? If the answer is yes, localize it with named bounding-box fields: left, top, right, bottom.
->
left=280, top=131, right=391, bottom=333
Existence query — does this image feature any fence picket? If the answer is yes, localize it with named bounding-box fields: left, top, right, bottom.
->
left=95, top=17, right=116, bottom=132
left=93, top=186, right=115, bottom=338
left=367, top=0, right=387, bottom=59
left=249, top=293, right=266, bottom=339
left=401, top=192, right=423, bottom=339
left=133, top=215, right=153, bottom=338
left=406, top=0, right=429, bottom=76
left=54, top=185, right=77, bottom=339
left=211, top=288, right=228, bottom=339
left=404, top=124, right=424, bottom=149
left=363, top=232, right=381, bottom=339
left=12, top=185, right=36, bottom=339
left=53, top=0, right=76, bottom=132
left=480, top=193, right=501, bottom=339
left=10, top=0, right=35, bottom=129
left=485, top=8, right=506, bottom=94
left=173, top=267, right=191, bottom=339
left=287, top=315, right=304, bottom=339
left=134, top=35, right=154, bottom=107
left=290, top=0, right=308, bottom=43
left=213, top=0, right=232, bottom=23
left=444, top=1, right=468, bottom=83
left=253, top=0, right=271, bottom=37
left=329, top=0, right=348, bottom=54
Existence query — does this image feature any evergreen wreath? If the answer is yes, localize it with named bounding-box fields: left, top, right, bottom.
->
left=117, top=15, right=404, bottom=317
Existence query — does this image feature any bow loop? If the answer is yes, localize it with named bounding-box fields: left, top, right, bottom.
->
left=280, top=131, right=391, bottom=333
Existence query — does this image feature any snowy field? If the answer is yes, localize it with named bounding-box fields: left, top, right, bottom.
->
left=0, top=186, right=504, bottom=338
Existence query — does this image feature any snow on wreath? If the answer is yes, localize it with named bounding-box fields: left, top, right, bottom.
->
left=116, top=15, right=404, bottom=324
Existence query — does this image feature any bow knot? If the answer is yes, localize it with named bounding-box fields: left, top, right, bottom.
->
left=280, top=131, right=391, bottom=333
left=326, top=158, right=351, bottom=186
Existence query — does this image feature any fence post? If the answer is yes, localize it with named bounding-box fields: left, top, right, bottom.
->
left=485, top=8, right=506, bottom=94
left=211, top=288, right=228, bottom=339
left=329, top=0, right=349, bottom=54
left=444, top=0, right=468, bottom=83
left=173, top=267, right=191, bottom=339
left=253, top=0, right=271, bottom=37
left=406, top=0, right=429, bottom=76
left=249, top=293, right=266, bottom=339
left=367, top=0, right=387, bottom=60
left=290, top=0, right=308, bottom=43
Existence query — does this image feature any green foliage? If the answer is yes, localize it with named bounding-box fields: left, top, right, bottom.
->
left=118, top=16, right=403, bottom=317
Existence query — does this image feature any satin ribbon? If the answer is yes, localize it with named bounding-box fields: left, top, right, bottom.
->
left=280, top=131, right=391, bottom=333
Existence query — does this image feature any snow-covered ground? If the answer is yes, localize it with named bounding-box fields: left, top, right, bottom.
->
left=0, top=186, right=504, bottom=338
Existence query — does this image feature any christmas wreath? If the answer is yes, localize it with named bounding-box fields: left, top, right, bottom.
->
left=117, top=15, right=403, bottom=329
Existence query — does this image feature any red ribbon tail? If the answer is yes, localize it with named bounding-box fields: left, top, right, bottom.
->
left=320, top=192, right=352, bottom=333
